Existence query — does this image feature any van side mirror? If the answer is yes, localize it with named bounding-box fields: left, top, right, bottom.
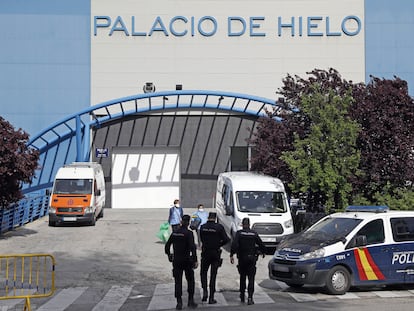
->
left=45, top=189, right=51, bottom=196
left=225, top=205, right=234, bottom=217
left=355, top=235, right=367, bottom=247
left=96, top=189, right=101, bottom=196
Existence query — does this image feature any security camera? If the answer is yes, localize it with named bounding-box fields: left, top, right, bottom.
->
left=143, top=82, right=155, bottom=93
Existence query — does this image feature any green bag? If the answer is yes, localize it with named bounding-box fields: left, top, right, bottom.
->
left=156, top=222, right=170, bottom=243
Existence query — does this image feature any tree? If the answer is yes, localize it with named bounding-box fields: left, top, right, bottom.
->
left=281, top=86, right=361, bottom=210
left=250, top=68, right=363, bottom=208
left=250, top=115, right=294, bottom=185
left=250, top=68, right=414, bottom=210
left=0, top=116, right=39, bottom=209
left=350, top=76, right=414, bottom=200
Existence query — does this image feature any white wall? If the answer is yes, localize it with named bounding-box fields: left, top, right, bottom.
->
left=91, top=0, right=365, bottom=104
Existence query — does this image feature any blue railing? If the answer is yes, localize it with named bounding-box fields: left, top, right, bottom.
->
left=0, top=193, right=50, bottom=234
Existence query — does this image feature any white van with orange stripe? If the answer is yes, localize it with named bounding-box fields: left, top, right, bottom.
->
left=48, top=162, right=105, bottom=226
left=268, top=206, right=414, bottom=294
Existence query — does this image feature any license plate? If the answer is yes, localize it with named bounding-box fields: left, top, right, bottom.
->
left=275, top=265, right=289, bottom=272
left=261, top=237, right=277, bottom=242
left=63, top=217, right=77, bottom=222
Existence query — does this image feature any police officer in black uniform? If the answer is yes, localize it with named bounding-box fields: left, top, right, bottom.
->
left=230, top=217, right=266, bottom=305
left=199, top=212, right=230, bottom=304
left=165, top=214, right=198, bottom=310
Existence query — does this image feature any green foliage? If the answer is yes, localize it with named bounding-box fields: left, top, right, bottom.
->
left=281, top=85, right=361, bottom=210
left=353, top=183, right=414, bottom=210
left=250, top=68, right=414, bottom=211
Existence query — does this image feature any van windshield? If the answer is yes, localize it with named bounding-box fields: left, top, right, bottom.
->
left=53, top=179, right=93, bottom=194
left=307, top=217, right=363, bottom=242
left=236, top=191, right=287, bottom=213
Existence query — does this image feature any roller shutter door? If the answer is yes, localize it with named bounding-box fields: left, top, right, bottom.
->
left=111, top=148, right=180, bottom=209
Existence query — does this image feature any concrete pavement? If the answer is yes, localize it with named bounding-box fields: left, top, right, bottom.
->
left=0, top=207, right=270, bottom=290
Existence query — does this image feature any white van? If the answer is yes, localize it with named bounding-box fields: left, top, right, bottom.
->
left=214, top=172, right=293, bottom=250
left=48, top=162, right=106, bottom=226
left=268, top=205, right=414, bottom=295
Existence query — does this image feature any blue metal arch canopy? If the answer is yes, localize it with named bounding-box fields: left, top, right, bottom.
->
left=25, top=90, right=282, bottom=193
left=28, top=90, right=281, bottom=155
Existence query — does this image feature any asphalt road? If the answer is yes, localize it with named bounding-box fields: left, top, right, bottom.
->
left=0, top=208, right=266, bottom=289
left=1, top=208, right=414, bottom=311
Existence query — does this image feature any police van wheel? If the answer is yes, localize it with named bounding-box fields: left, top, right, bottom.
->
left=325, top=266, right=351, bottom=295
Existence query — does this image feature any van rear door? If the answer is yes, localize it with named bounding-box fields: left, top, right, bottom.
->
left=389, top=217, right=414, bottom=283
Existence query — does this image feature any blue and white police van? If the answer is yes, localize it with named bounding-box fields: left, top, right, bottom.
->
left=268, top=206, right=414, bottom=295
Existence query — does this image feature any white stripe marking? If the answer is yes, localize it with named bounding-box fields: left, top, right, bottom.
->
left=36, top=287, right=87, bottom=311
left=253, top=282, right=274, bottom=304
left=0, top=289, right=37, bottom=309
left=276, top=280, right=290, bottom=290
left=0, top=298, right=24, bottom=309
left=288, top=292, right=318, bottom=302
left=337, top=292, right=360, bottom=299
left=92, top=285, right=132, bottom=311
left=147, top=283, right=176, bottom=310
left=373, top=290, right=411, bottom=298
left=198, top=288, right=228, bottom=307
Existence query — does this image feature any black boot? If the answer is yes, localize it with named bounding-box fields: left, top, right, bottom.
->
left=176, top=297, right=183, bottom=310
left=202, top=289, right=208, bottom=302
left=188, top=298, right=198, bottom=309
left=247, top=297, right=254, bottom=305
left=208, top=289, right=217, bottom=304
left=240, top=292, right=245, bottom=303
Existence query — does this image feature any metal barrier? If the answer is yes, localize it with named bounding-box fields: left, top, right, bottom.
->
left=0, top=193, right=50, bottom=234
left=0, top=254, right=55, bottom=311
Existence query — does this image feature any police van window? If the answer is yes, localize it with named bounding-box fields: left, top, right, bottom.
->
left=310, top=217, right=362, bottom=240
left=391, top=218, right=414, bottom=242
left=356, top=219, right=385, bottom=245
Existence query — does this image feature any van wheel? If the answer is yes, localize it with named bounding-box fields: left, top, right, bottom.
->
left=90, top=215, right=96, bottom=226
left=98, top=208, right=104, bottom=218
left=325, top=266, right=350, bottom=295
left=48, top=220, right=56, bottom=227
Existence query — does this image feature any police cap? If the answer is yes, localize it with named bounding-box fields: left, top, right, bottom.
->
left=208, top=212, right=217, bottom=220
left=242, top=217, right=250, bottom=227
left=182, top=214, right=191, bottom=225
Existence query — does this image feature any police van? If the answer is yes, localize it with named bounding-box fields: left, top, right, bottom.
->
left=268, top=205, right=414, bottom=295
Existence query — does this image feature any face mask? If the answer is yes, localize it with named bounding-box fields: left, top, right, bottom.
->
left=175, top=204, right=180, bottom=207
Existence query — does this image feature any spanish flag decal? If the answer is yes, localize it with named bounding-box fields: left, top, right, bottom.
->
left=354, top=248, right=385, bottom=281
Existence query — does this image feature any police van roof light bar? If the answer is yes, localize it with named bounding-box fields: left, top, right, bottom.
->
left=345, top=205, right=389, bottom=213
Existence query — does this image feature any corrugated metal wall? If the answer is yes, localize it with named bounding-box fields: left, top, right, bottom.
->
left=92, top=112, right=258, bottom=209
